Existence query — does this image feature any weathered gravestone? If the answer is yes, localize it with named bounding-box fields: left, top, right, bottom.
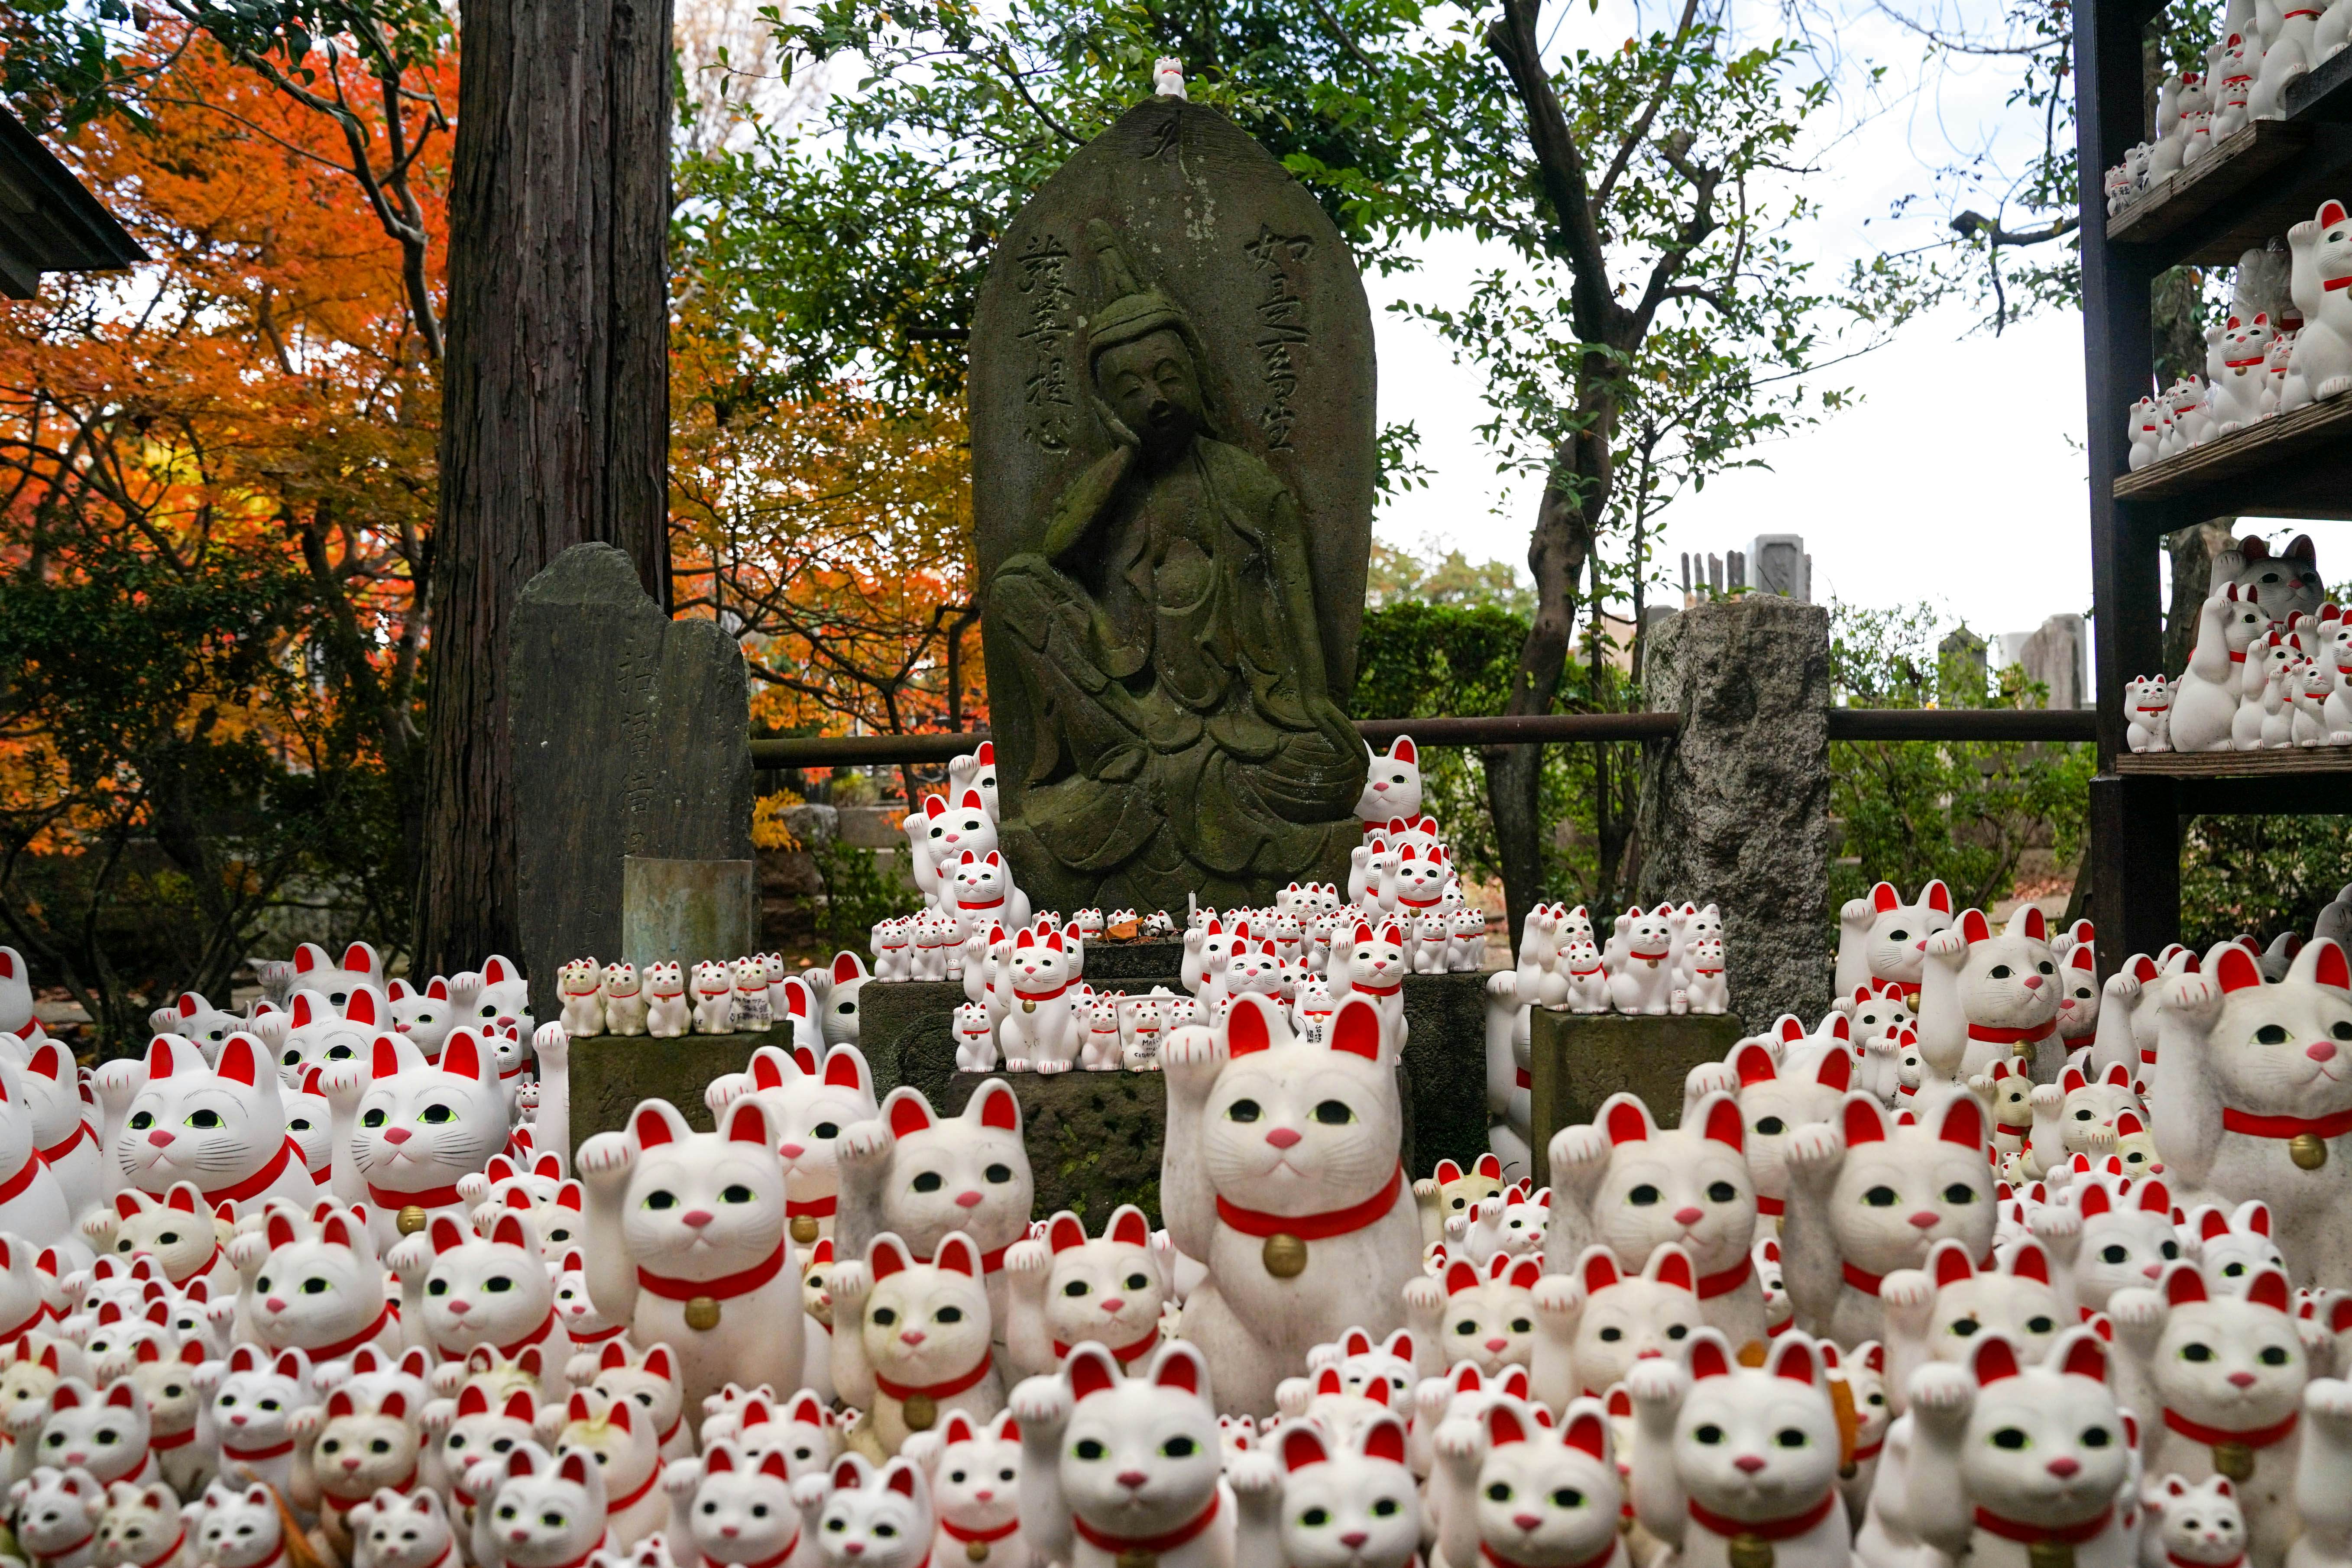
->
left=510, top=543, right=755, bottom=1022
left=968, top=96, right=1376, bottom=914
left=1637, top=597, right=1831, bottom=1026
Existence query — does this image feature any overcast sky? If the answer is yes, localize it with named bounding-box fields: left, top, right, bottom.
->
left=1365, top=0, right=2109, bottom=641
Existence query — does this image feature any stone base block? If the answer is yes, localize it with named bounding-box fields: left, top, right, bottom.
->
left=566, top=1029, right=788, bottom=1158
left=1528, top=1011, right=1749, bottom=1189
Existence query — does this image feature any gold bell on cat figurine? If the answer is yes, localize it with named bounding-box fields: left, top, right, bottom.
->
left=2212, top=1441, right=2255, bottom=1481
left=1114, top=1551, right=1158, bottom=1568
left=396, top=1205, right=428, bottom=1236
left=684, top=1296, right=722, bottom=1332
left=790, top=1214, right=820, bottom=1244
left=2291, top=1133, right=2328, bottom=1170
left=1261, top=1233, right=1308, bottom=1278
left=965, top=1542, right=991, bottom=1564
left=1726, top=1532, right=1775, bottom=1568
left=2026, top=1542, right=2077, bottom=1568
left=902, top=1393, right=938, bottom=1431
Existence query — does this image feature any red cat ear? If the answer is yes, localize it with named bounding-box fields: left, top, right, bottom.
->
left=632, top=1103, right=679, bottom=1149
left=266, top=1211, right=298, bottom=1252
left=1554, top=1404, right=1605, bottom=1463
left=1932, top=1241, right=1976, bottom=1291
left=1843, top=1095, right=1889, bottom=1147
left=1361, top=1412, right=1408, bottom=1467
left=1650, top=1246, right=1694, bottom=1295
left=2215, top=943, right=2264, bottom=993
left=971, top=1079, right=1019, bottom=1133
left=2323, top=199, right=2350, bottom=228
left=429, top=1215, right=467, bottom=1256
left=1971, top=1335, right=2021, bottom=1386
left=557, top=1449, right=595, bottom=1490
left=1731, top=1043, right=1777, bottom=1087
left=504, top=1389, right=537, bottom=1422
left=327, top=1388, right=355, bottom=1420
left=1067, top=1345, right=1119, bottom=1404
left=643, top=1346, right=677, bottom=1383
left=1581, top=1248, right=1622, bottom=1295
left=1701, top=1096, right=1744, bottom=1153
left=2164, top=1263, right=2208, bottom=1307
left=1485, top=1402, right=1528, bottom=1447
left=1445, top=1259, right=1481, bottom=1297
left=869, top=1237, right=910, bottom=1280
left=1777, top=1016, right=1806, bottom=1045
left=215, top=1034, right=264, bottom=1088
left=1688, top=1335, right=1733, bottom=1381
left=1328, top=996, right=1381, bottom=1060
left=2010, top=1242, right=2051, bottom=1286
left=1281, top=1424, right=1329, bottom=1472
left=1391, top=737, right=1416, bottom=765
left=704, top=1444, right=737, bottom=1474
left=1152, top=1342, right=1206, bottom=1398
left=881, top=1458, right=923, bottom=1501
left=2078, top=1182, right=2112, bottom=1218
left=1871, top=882, right=1901, bottom=913
left=2312, top=940, right=2352, bottom=993
left=2020, top=907, right=2047, bottom=943
left=1048, top=1214, right=1087, bottom=1254
left=444, top=1029, right=489, bottom=1084
left=1937, top=1095, right=1985, bottom=1151
left=829, top=1456, right=862, bottom=1492
left=723, top=1098, right=770, bottom=1147
left=1769, top=1336, right=1817, bottom=1388
left=1108, top=1205, right=1150, bottom=1249
left=1959, top=909, right=1992, bottom=944
left=457, top=1384, right=489, bottom=1418
left=887, top=1091, right=936, bottom=1140
left=2060, top=1332, right=2108, bottom=1385
left=935, top=1233, right=982, bottom=1277
left=1604, top=1097, right=1652, bottom=1146
left=1226, top=995, right=1274, bottom=1057
left=1815, top=1048, right=1852, bottom=1092
left=2248, top=1267, right=2291, bottom=1315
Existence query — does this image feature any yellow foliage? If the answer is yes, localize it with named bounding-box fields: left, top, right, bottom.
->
left=751, top=791, right=804, bottom=852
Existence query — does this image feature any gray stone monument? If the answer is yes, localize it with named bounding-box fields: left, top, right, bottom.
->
left=1636, top=597, right=1832, bottom=1025
left=1938, top=626, right=1989, bottom=707
left=967, top=96, right=1375, bottom=914
left=1749, top=534, right=1811, bottom=602
left=2018, top=613, right=2088, bottom=708
left=509, top=543, right=755, bottom=1022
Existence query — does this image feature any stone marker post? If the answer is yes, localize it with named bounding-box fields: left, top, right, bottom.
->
left=510, top=543, right=755, bottom=1022
left=1636, top=597, right=1831, bottom=1025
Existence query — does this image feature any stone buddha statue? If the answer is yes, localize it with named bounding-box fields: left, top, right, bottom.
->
left=985, top=220, right=1366, bottom=912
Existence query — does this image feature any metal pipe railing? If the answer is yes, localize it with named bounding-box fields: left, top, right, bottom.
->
left=748, top=707, right=2097, bottom=768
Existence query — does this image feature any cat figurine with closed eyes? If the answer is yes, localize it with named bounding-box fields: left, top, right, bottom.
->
left=1542, top=1091, right=1765, bottom=1347
left=2108, top=1262, right=2305, bottom=1567
left=1624, top=1329, right=1850, bottom=1568
left=1008, top=1339, right=1231, bottom=1568
left=575, top=1096, right=800, bottom=1416
left=830, top=1230, right=1004, bottom=1458
left=1900, top=1328, right=2133, bottom=1568
left=1003, top=1205, right=1165, bottom=1378
left=1229, top=1412, right=1419, bottom=1568
left=834, top=1081, right=1033, bottom=1354
left=1779, top=1091, right=1996, bottom=1345
left=327, top=1029, right=508, bottom=1253
left=800, top=1453, right=933, bottom=1568
left=2146, top=939, right=2352, bottom=1289
left=107, top=1034, right=313, bottom=1218
left=1160, top=993, right=1420, bottom=1416
left=902, top=1408, right=1027, bottom=1568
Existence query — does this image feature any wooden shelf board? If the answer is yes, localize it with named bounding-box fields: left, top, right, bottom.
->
left=2286, top=44, right=2352, bottom=122
left=2107, top=120, right=2313, bottom=260
left=2111, top=389, right=2352, bottom=512
left=2116, top=748, right=2352, bottom=776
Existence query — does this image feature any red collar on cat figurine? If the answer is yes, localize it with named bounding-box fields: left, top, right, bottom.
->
left=637, top=1238, right=792, bottom=1303
left=1687, top=1492, right=1837, bottom=1542
left=0, top=1153, right=43, bottom=1208
left=942, top=1520, right=1019, bottom=1549
left=202, top=1137, right=304, bottom=1208
left=2219, top=1105, right=2352, bottom=1142
left=1482, top=1539, right=1617, bottom=1568
left=306, top=1298, right=398, bottom=1362
left=1055, top=1324, right=1159, bottom=1364
left=1073, top=1492, right=1220, bottom=1558
left=1215, top=1164, right=1404, bottom=1242
left=2162, top=1406, right=2299, bottom=1452
left=736, top=1534, right=804, bottom=1568
left=875, top=1350, right=994, bottom=1405
left=1694, top=1255, right=1752, bottom=1300
left=1968, top=1021, right=2056, bottom=1046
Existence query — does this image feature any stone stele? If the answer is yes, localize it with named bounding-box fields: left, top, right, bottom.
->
left=509, top=543, right=755, bottom=1023
left=969, top=95, right=1374, bottom=914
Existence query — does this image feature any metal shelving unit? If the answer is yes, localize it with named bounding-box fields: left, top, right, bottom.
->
left=2075, top=9, right=2352, bottom=965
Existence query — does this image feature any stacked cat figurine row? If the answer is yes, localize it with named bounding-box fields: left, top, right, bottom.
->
left=2123, top=204, right=2352, bottom=477
left=552, top=954, right=867, bottom=1046
left=2128, top=539, right=2349, bottom=752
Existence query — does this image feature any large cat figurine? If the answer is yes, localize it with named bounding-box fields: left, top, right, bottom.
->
left=2170, top=586, right=2274, bottom=755
left=834, top=1082, right=1032, bottom=1350
left=1541, top=1091, right=1765, bottom=1347
left=326, top=1029, right=508, bottom=1253
left=1779, top=1091, right=1996, bottom=1344
left=1008, top=1340, right=1232, bottom=1568
left=1160, top=993, right=1419, bottom=1416
left=831, top=1230, right=1004, bottom=1457
left=2284, top=202, right=2352, bottom=411
left=2145, top=938, right=2352, bottom=1288
left=575, top=1096, right=800, bottom=1415
left=1919, top=906, right=2064, bottom=1083
left=1834, top=881, right=1955, bottom=1003
left=104, top=1035, right=313, bottom=1217
left=231, top=1205, right=400, bottom=1368
left=1002, top=1205, right=1166, bottom=1378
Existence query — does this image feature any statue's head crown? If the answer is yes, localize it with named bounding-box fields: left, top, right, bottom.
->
left=1083, top=218, right=1194, bottom=362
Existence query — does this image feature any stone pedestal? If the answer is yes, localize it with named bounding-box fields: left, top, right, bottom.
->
left=565, top=1027, right=788, bottom=1160
left=622, top=856, right=758, bottom=974
left=510, top=544, right=755, bottom=1022
left=1527, top=1010, right=1749, bottom=1189
left=1637, top=596, right=1830, bottom=1026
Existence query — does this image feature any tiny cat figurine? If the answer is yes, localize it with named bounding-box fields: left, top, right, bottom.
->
left=92, top=1477, right=197, bottom=1568
left=1542, top=1091, right=1765, bottom=1347
left=558, top=962, right=606, bottom=1038
left=1529, top=1242, right=1702, bottom=1414
left=1229, top=1412, right=1419, bottom=1568
left=192, top=1480, right=285, bottom=1568
left=598, top=965, right=646, bottom=1040
left=1623, top=1329, right=1850, bottom=1568
left=1415, top=1154, right=1508, bottom=1248
left=643, top=964, right=690, bottom=1040
left=830, top=1230, right=1004, bottom=1457
left=1834, top=880, right=1954, bottom=1003
left=2129, top=674, right=2175, bottom=752
left=995, top=930, right=1078, bottom=1076
left=575, top=1096, right=800, bottom=1416
left=1003, top=1205, right=1165, bottom=1378
left=950, top=852, right=1032, bottom=945
left=390, top=977, right=460, bottom=1058
left=1778, top=1090, right=1995, bottom=1345
left=350, top=1488, right=457, bottom=1568
left=2212, top=314, right=2279, bottom=431
left=1899, top=1328, right=2132, bottom=1568
left=13, top=1464, right=106, bottom=1568
left=2108, top=1261, right=2305, bottom=1566
left=691, top=963, right=736, bottom=1036
left=803, top=1454, right=934, bottom=1568
left=904, top=1408, right=1028, bottom=1568
left=2144, top=1474, right=2248, bottom=1568
left=732, top=959, right=775, bottom=1033
left=1606, top=907, right=1677, bottom=1016
left=833, top=1081, right=1033, bottom=1349
left=462, top=1443, right=606, bottom=1568
left=1160, top=994, right=1419, bottom=1416
left=1008, top=1340, right=1231, bottom=1568
left=667, top=1440, right=808, bottom=1568
left=1428, top=1396, right=1624, bottom=1568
